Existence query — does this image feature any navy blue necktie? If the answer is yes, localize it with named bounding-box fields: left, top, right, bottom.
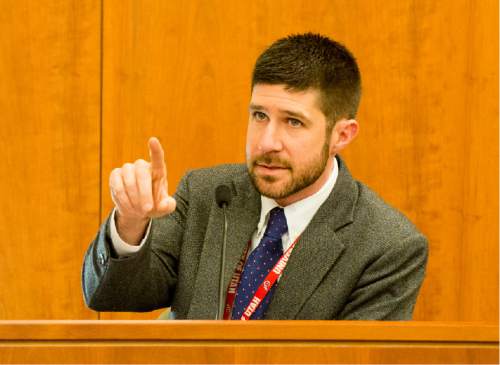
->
left=231, top=207, right=288, bottom=319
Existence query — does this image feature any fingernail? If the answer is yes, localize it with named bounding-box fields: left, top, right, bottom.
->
left=143, top=203, right=153, bottom=211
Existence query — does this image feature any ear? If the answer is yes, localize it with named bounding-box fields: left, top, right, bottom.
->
left=328, top=119, right=359, bottom=155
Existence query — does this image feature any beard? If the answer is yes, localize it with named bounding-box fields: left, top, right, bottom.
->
left=247, top=141, right=330, bottom=200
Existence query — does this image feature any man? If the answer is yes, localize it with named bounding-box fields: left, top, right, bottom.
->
left=82, top=33, right=428, bottom=320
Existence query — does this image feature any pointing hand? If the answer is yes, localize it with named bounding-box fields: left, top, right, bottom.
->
left=109, top=137, right=176, bottom=244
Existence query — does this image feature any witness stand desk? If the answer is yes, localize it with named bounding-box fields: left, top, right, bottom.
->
left=0, top=320, right=497, bottom=363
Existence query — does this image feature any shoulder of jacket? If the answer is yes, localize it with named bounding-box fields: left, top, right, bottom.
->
left=352, top=181, right=425, bottom=242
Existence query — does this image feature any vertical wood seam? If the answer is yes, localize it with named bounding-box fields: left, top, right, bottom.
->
left=98, top=0, right=104, bottom=321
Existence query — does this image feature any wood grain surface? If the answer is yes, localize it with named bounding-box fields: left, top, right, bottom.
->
left=0, top=1, right=101, bottom=319
left=0, top=320, right=497, bottom=341
left=0, top=321, right=497, bottom=363
left=0, top=0, right=497, bottom=322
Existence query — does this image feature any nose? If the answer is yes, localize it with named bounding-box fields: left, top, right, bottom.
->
left=258, top=121, right=283, bottom=153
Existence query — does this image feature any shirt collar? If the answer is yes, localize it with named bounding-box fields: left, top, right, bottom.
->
left=257, top=157, right=339, bottom=242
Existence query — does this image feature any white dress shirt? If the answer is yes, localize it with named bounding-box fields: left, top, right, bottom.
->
left=110, top=158, right=339, bottom=256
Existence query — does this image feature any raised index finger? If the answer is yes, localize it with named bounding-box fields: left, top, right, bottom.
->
left=148, top=137, right=166, bottom=178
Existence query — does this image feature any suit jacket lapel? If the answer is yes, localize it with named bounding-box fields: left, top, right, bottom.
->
left=187, top=172, right=261, bottom=319
left=265, top=156, right=358, bottom=319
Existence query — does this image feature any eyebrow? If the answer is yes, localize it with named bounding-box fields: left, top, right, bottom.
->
left=248, top=103, right=311, bottom=122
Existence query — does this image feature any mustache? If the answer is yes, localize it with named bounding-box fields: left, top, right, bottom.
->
left=252, top=154, right=292, bottom=169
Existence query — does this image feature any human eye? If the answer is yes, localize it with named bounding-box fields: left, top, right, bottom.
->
left=287, top=118, right=304, bottom=128
left=252, top=111, right=268, bottom=121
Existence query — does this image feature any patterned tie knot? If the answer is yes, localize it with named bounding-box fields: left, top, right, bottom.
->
left=264, top=207, right=288, bottom=240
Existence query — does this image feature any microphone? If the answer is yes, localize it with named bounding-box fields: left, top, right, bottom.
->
left=215, top=185, right=232, bottom=320
left=215, top=185, right=232, bottom=208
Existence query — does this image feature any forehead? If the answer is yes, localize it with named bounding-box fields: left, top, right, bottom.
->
left=250, top=84, right=323, bottom=114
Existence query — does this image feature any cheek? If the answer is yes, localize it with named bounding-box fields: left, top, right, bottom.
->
left=245, top=126, right=259, bottom=155
left=292, top=136, right=325, bottom=161
left=245, top=137, right=255, bottom=162
left=245, top=142, right=251, bottom=160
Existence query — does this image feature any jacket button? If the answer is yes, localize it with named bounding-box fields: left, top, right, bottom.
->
left=98, top=253, right=106, bottom=266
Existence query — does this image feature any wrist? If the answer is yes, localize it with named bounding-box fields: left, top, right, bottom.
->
left=115, top=212, right=150, bottom=245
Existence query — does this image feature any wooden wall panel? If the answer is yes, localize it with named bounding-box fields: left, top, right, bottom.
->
left=100, top=0, right=498, bottom=321
left=342, top=0, right=499, bottom=322
left=0, top=1, right=101, bottom=319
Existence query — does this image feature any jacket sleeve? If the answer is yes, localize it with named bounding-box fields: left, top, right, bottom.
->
left=81, top=173, right=190, bottom=312
left=338, top=234, right=428, bottom=320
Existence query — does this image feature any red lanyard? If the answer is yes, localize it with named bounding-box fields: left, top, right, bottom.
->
left=223, top=235, right=300, bottom=320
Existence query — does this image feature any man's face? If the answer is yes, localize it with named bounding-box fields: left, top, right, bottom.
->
left=246, top=84, right=333, bottom=206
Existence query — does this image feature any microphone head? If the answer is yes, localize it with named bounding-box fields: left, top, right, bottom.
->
left=215, top=184, right=232, bottom=208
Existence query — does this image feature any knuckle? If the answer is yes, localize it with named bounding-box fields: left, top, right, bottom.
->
left=109, top=178, right=121, bottom=190
left=122, top=162, right=134, bottom=170
left=135, top=166, right=151, bottom=177
left=110, top=168, right=121, bottom=179
left=142, top=204, right=153, bottom=216
left=134, top=159, right=148, bottom=167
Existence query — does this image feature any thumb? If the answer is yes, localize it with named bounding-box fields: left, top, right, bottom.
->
left=154, top=186, right=176, bottom=216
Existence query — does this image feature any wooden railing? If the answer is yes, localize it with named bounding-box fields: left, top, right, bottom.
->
left=0, top=320, right=497, bottom=363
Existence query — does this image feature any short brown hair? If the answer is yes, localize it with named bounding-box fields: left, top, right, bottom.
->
left=252, top=33, right=361, bottom=125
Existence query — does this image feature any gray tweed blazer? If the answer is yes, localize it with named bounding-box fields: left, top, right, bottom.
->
left=82, top=156, right=428, bottom=320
